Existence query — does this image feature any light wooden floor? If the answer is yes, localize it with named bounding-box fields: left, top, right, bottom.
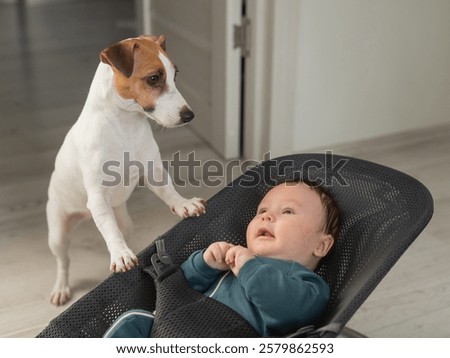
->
left=1, top=0, right=449, bottom=338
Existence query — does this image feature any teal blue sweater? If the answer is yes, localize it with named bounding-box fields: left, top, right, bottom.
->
left=181, top=250, right=330, bottom=337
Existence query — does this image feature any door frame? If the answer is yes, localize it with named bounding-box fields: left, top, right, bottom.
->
left=211, top=0, right=242, bottom=159
left=243, top=0, right=300, bottom=160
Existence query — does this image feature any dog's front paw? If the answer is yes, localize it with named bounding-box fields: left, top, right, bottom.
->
left=50, top=285, right=71, bottom=306
left=110, top=249, right=139, bottom=273
left=171, top=197, right=206, bottom=218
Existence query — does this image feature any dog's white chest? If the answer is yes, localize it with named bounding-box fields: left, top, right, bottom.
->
left=101, top=124, right=155, bottom=206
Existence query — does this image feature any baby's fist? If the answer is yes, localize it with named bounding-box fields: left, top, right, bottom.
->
left=225, top=246, right=255, bottom=276
left=203, top=241, right=234, bottom=271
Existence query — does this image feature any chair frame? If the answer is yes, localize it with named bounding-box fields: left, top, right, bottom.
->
left=37, top=153, right=434, bottom=338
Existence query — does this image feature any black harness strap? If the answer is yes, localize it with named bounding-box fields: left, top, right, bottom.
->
left=143, top=239, right=260, bottom=338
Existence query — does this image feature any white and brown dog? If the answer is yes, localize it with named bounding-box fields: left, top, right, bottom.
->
left=46, top=35, right=205, bottom=306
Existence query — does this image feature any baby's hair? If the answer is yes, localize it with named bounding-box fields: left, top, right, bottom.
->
left=308, top=184, right=340, bottom=239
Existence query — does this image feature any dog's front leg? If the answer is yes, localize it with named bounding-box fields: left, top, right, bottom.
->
left=87, top=190, right=138, bottom=272
left=145, top=162, right=205, bottom=218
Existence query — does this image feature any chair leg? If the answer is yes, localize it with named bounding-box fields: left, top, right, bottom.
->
left=338, top=326, right=367, bottom=338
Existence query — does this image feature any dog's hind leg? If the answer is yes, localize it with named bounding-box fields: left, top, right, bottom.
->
left=47, top=201, right=85, bottom=306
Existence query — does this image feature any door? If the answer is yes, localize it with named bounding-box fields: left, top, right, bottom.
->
left=142, top=0, right=243, bottom=159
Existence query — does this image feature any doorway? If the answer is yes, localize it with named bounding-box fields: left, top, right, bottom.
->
left=139, top=0, right=245, bottom=160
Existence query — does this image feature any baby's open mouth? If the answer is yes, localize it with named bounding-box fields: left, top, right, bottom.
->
left=257, top=228, right=274, bottom=238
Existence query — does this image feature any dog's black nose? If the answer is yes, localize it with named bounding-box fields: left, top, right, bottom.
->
left=180, top=108, right=195, bottom=123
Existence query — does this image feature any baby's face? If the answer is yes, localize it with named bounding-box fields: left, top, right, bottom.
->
left=246, top=182, right=329, bottom=268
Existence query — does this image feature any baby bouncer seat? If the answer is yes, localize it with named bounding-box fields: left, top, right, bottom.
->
left=37, top=153, right=434, bottom=338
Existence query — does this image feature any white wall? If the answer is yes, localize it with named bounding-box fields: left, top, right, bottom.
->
left=290, top=0, right=450, bottom=151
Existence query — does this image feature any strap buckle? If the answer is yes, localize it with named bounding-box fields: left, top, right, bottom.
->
left=143, top=239, right=177, bottom=281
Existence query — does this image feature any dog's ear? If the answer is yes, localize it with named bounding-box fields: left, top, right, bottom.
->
left=138, top=34, right=166, bottom=51
left=155, top=35, right=166, bottom=51
left=100, top=42, right=139, bottom=78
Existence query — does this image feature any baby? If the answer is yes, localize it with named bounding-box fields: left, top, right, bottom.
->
left=105, top=181, right=340, bottom=337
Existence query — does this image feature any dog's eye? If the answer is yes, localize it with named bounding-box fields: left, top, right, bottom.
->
left=146, top=75, right=160, bottom=86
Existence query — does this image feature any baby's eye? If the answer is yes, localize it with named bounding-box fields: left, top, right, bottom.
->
left=257, top=208, right=267, bottom=215
left=282, top=208, right=295, bottom=214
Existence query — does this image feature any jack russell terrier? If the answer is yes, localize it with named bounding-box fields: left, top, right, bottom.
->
left=46, top=35, right=205, bottom=306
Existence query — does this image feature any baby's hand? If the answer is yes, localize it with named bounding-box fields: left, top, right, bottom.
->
left=225, top=246, right=255, bottom=276
left=203, top=241, right=234, bottom=271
